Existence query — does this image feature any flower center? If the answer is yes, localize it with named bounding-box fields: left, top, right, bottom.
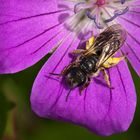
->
left=96, top=0, right=106, bottom=6
left=73, top=0, right=131, bottom=29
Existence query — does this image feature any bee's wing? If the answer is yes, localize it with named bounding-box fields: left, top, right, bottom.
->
left=96, top=42, right=119, bottom=67
left=96, top=24, right=127, bottom=67
left=85, top=24, right=127, bottom=56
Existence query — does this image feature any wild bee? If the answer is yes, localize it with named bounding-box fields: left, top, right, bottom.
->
left=50, top=24, right=127, bottom=99
left=61, top=24, right=127, bottom=93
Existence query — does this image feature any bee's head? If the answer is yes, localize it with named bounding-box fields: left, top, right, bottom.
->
left=65, top=67, right=86, bottom=89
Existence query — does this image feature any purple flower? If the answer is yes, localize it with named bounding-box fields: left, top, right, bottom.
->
left=0, top=0, right=139, bottom=136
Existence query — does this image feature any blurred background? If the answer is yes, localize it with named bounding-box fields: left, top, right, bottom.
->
left=0, top=55, right=140, bottom=140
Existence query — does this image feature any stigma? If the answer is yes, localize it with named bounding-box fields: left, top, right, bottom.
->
left=96, top=0, right=106, bottom=6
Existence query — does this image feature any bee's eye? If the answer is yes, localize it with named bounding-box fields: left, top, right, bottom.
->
left=71, top=78, right=77, bottom=84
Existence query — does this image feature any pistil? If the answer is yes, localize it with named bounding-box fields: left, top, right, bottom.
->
left=96, top=0, right=106, bottom=6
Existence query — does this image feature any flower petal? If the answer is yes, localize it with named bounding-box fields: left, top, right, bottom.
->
left=118, top=5, right=140, bottom=75
left=0, top=0, right=72, bottom=73
left=31, top=38, right=136, bottom=136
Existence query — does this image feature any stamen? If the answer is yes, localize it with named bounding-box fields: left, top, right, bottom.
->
left=86, top=11, right=104, bottom=29
left=74, top=2, right=85, bottom=13
left=105, top=7, right=129, bottom=23
left=68, top=0, right=130, bottom=33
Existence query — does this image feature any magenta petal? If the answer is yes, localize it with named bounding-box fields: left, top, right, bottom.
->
left=0, top=0, right=72, bottom=73
left=118, top=6, right=140, bottom=76
left=131, top=0, right=140, bottom=5
left=31, top=37, right=136, bottom=136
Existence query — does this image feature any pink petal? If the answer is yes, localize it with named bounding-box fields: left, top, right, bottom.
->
left=118, top=4, right=140, bottom=76
left=31, top=37, right=136, bottom=136
left=0, top=0, right=72, bottom=73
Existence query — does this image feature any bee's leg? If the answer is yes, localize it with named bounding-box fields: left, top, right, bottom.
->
left=50, top=62, right=75, bottom=76
left=70, top=49, right=86, bottom=55
left=120, top=50, right=128, bottom=62
left=101, top=55, right=126, bottom=88
left=102, top=56, right=125, bottom=68
left=70, top=36, right=95, bottom=55
left=79, top=77, right=90, bottom=95
left=61, top=65, right=71, bottom=75
left=49, top=73, right=62, bottom=77
left=101, top=68, right=112, bottom=88
left=61, top=62, right=76, bottom=75
left=86, top=36, right=95, bottom=50
left=49, top=68, right=68, bottom=77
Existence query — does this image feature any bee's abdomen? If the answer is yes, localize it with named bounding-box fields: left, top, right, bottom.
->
left=79, top=54, right=99, bottom=74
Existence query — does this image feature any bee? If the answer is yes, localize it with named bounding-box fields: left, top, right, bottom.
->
left=50, top=24, right=127, bottom=99
left=60, top=24, right=127, bottom=92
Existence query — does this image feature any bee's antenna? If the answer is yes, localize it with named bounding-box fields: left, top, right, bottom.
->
left=65, top=89, right=72, bottom=102
left=49, top=73, right=62, bottom=76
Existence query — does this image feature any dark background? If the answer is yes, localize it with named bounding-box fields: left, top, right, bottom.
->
left=0, top=55, right=140, bottom=140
